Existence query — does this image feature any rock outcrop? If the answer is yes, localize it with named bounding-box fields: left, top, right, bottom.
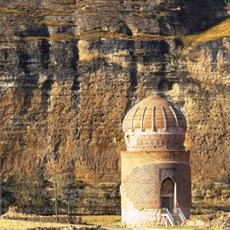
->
left=0, top=0, right=229, bottom=214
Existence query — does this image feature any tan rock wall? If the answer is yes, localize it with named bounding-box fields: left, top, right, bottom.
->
left=0, top=0, right=229, bottom=214
left=182, top=39, right=230, bottom=185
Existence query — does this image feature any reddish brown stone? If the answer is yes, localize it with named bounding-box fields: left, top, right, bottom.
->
left=121, top=95, right=191, bottom=227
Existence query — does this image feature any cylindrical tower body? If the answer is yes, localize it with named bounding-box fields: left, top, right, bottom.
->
left=121, top=95, right=191, bottom=227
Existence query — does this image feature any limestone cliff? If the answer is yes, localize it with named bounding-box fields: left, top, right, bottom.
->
left=0, top=0, right=229, bottom=214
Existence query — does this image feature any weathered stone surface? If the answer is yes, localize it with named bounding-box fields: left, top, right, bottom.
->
left=181, top=39, right=230, bottom=208
left=75, top=0, right=229, bottom=36
left=0, top=0, right=229, bottom=214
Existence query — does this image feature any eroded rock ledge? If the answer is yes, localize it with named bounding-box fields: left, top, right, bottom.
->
left=0, top=0, right=229, bottom=214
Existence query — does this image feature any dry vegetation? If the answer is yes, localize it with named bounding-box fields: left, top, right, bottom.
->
left=78, top=17, right=230, bottom=43
left=0, top=4, right=76, bottom=17
left=0, top=3, right=229, bottom=43
left=1, top=214, right=229, bottom=229
left=0, top=7, right=28, bottom=15
left=80, top=215, right=214, bottom=229
left=25, top=33, right=75, bottom=42
left=182, top=17, right=230, bottom=46
left=79, top=31, right=130, bottom=41
left=36, top=19, right=72, bottom=27
left=82, top=215, right=121, bottom=228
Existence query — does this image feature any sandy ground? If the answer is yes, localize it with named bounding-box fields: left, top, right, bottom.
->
left=0, top=218, right=75, bottom=230
left=0, top=218, right=206, bottom=230
left=0, top=219, right=104, bottom=230
left=1, top=214, right=229, bottom=230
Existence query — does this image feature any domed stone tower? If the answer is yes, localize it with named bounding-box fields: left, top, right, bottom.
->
left=121, top=95, right=191, bottom=227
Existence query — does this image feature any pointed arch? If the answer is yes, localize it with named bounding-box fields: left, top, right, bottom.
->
left=160, top=177, right=175, bottom=212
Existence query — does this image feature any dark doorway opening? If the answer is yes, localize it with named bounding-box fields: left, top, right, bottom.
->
left=161, top=177, right=174, bottom=212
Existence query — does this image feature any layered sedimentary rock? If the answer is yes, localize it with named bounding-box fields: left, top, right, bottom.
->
left=0, top=0, right=229, bottom=214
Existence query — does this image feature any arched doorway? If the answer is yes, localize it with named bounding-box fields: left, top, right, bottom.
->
left=161, top=177, right=175, bottom=212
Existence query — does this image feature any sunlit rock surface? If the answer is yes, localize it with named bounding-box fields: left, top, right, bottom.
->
left=0, top=0, right=229, bottom=214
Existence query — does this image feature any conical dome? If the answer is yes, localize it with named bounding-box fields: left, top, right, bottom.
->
left=123, top=95, right=187, bottom=151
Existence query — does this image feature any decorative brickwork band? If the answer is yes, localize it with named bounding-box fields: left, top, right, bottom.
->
left=122, top=163, right=159, bottom=208
left=126, top=133, right=185, bottom=151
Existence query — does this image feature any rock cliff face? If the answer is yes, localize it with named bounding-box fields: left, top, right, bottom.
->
left=0, top=0, right=229, bottom=214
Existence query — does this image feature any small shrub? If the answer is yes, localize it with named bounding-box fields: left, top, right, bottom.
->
left=156, top=14, right=162, bottom=21
left=140, top=9, right=148, bottom=17
left=155, top=3, right=165, bottom=11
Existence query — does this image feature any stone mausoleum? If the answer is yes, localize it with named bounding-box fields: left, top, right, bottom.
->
left=120, top=95, right=191, bottom=227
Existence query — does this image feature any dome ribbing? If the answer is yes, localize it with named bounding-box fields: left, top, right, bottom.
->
left=123, top=95, right=187, bottom=151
